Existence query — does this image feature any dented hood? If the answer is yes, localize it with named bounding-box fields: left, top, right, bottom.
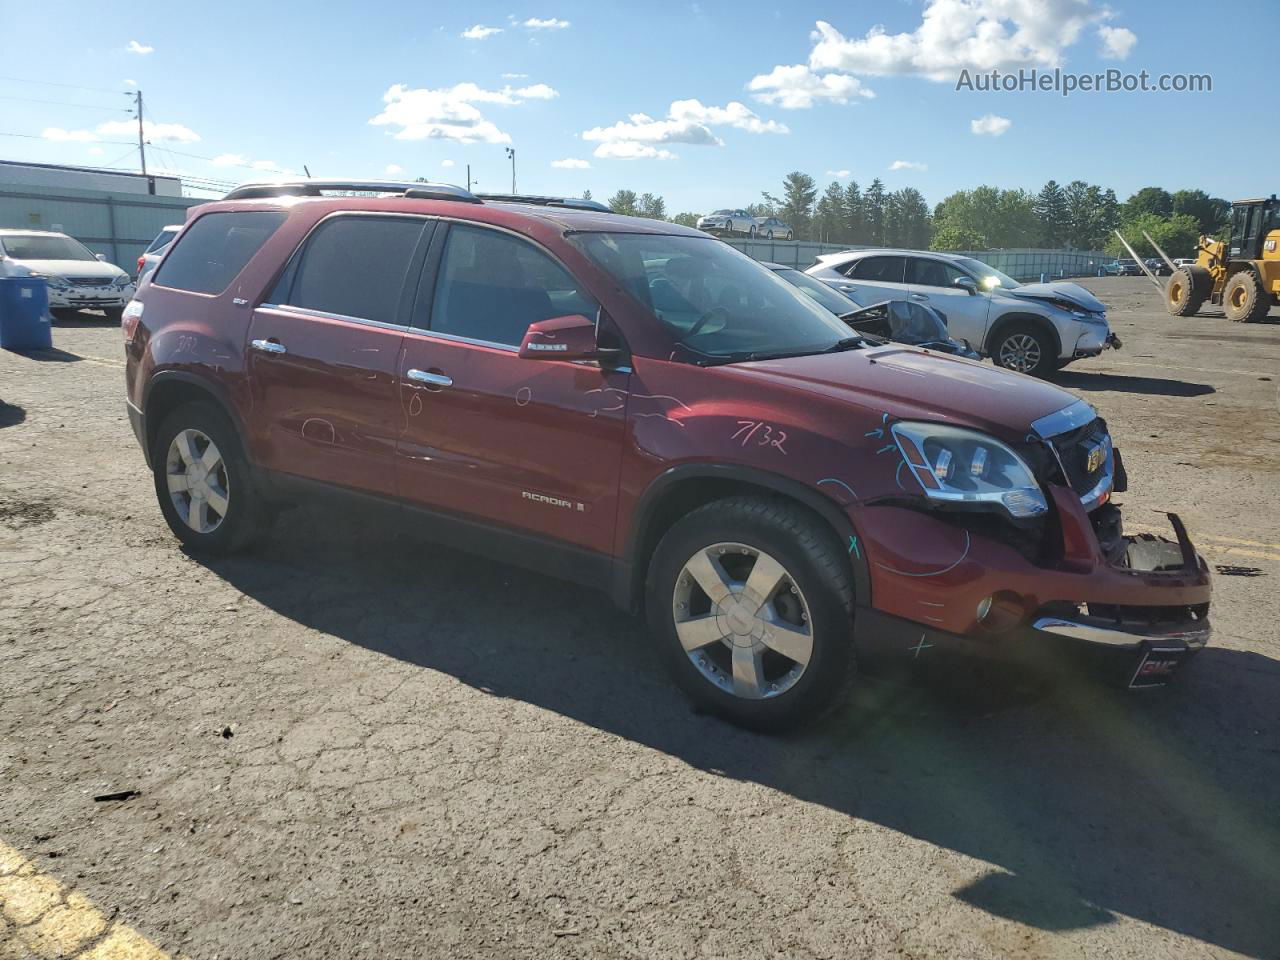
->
left=1002, top=281, right=1105, bottom=313
left=739, top=345, right=1082, bottom=440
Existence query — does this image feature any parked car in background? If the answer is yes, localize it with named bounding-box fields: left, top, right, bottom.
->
left=136, top=225, right=182, bottom=283
left=763, top=262, right=977, bottom=358
left=1104, top=259, right=1143, bottom=277
left=696, top=209, right=757, bottom=237
left=0, top=229, right=134, bottom=320
left=1172, top=258, right=1197, bottom=269
left=755, top=217, right=793, bottom=241
left=806, top=249, right=1119, bottom=377
left=1144, top=258, right=1171, bottom=277
left=122, top=179, right=1209, bottom=730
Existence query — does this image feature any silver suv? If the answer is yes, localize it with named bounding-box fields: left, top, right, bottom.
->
left=806, top=249, right=1120, bottom=377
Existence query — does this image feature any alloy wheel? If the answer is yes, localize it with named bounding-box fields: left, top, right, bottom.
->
left=998, top=333, right=1041, bottom=373
left=164, top=428, right=230, bottom=534
left=672, top=542, right=813, bottom=700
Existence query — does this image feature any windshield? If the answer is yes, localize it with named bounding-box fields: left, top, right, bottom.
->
left=572, top=233, right=851, bottom=361
left=710, top=209, right=732, bottom=216
left=774, top=268, right=858, bottom=315
left=0, top=234, right=98, bottom=262
left=956, top=257, right=1019, bottom=290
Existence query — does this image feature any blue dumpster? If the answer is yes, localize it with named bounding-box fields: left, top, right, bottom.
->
left=0, top=277, right=52, bottom=351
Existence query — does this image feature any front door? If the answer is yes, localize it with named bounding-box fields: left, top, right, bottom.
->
left=835, top=254, right=909, bottom=307
left=245, top=214, right=433, bottom=497
left=395, top=222, right=627, bottom=555
left=904, top=255, right=992, bottom=348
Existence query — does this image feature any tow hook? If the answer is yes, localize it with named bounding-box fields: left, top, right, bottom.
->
left=1105, top=332, right=1123, bottom=350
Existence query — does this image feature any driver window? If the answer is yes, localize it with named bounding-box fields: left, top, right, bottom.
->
left=429, top=225, right=595, bottom=346
left=848, top=256, right=906, bottom=283
left=906, top=258, right=967, bottom=288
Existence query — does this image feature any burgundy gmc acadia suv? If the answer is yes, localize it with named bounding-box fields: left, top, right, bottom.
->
left=122, top=180, right=1212, bottom=731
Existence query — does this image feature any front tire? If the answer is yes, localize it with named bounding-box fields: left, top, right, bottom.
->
left=748, top=225, right=757, bottom=239
left=991, top=323, right=1055, bottom=378
left=786, top=231, right=794, bottom=241
left=104, top=306, right=124, bottom=323
left=1167, top=266, right=1210, bottom=317
left=1223, top=270, right=1271, bottom=323
left=151, top=402, right=268, bottom=555
left=645, top=496, right=855, bottom=732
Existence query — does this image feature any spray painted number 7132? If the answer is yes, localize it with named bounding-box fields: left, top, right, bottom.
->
left=732, top=420, right=788, bottom=454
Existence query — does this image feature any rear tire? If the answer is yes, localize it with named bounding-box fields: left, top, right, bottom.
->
left=1223, top=270, right=1271, bottom=323
left=786, top=231, right=794, bottom=241
left=990, top=322, right=1056, bottom=378
left=151, top=402, right=270, bottom=555
left=1167, top=266, right=1210, bottom=316
left=645, top=496, right=855, bottom=732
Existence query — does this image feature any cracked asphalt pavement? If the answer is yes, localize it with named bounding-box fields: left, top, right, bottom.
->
left=1, top=278, right=1278, bottom=959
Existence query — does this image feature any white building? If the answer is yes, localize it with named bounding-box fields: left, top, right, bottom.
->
left=0, top=160, right=182, bottom=197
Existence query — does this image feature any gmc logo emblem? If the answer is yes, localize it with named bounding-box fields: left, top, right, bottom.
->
left=1084, top=441, right=1106, bottom=473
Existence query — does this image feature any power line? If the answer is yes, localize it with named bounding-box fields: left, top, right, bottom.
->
left=0, top=95, right=131, bottom=113
left=0, top=75, right=127, bottom=96
left=0, top=131, right=133, bottom=145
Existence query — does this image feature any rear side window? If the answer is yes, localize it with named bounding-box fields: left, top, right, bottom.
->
left=279, top=216, right=426, bottom=326
left=155, top=211, right=286, bottom=295
left=145, top=228, right=179, bottom=254
left=847, top=256, right=906, bottom=283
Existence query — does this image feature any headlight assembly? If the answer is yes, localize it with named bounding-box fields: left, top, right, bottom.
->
left=891, top=422, right=1048, bottom=520
left=30, top=272, right=71, bottom=290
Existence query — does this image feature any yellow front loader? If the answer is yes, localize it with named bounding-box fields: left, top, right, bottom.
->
left=1165, top=195, right=1279, bottom=322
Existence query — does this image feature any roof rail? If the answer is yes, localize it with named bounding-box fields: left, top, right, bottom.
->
left=222, top=179, right=481, bottom=203
left=476, top=193, right=612, bottom=213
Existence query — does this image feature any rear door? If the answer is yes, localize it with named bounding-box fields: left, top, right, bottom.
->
left=832, top=254, right=908, bottom=306
left=245, top=214, right=433, bottom=496
left=904, top=255, right=992, bottom=347
left=394, top=222, right=628, bottom=555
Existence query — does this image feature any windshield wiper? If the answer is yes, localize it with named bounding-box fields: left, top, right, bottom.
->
left=694, top=336, right=868, bottom=366
left=821, top=336, right=868, bottom=353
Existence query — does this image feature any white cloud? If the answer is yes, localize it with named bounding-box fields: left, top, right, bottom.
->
left=592, top=142, right=675, bottom=160
left=748, top=64, right=875, bottom=109
left=369, top=81, right=558, bottom=144
left=441, top=159, right=455, bottom=167
left=889, top=159, right=928, bottom=171
left=122, top=78, right=137, bottom=87
left=826, top=169, right=851, bottom=178
left=87, top=146, right=104, bottom=156
left=522, top=17, right=570, bottom=29
left=97, top=119, right=200, bottom=142
left=583, top=98, right=786, bottom=159
left=126, top=40, right=154, bottom=55
left=1097, top=25, right=1136, bottom=60
left=42, top=127, right=98, bottom=142
left=251, top=159, right=295, bottom=175
left=385, top=163, right=404, bottom=175
left=462, top=24, right=502, bottom=39
left=806, top=2, right=1106, bottom=82
left=211, top=153, right=247, bottom=167
left=551, top=157, right=590, bottom=169
left=970, top=113, right=1011, bottom=136
left=501, top=73, right=528, bottom=79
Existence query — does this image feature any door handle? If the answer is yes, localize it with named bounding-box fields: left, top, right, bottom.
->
left=910, top=293, right=930, bottom=301
left=250, top=338, right=286, bottom=354
left=406, top=368, right=453, bottom=388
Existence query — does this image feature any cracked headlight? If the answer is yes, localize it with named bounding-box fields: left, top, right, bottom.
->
left=891, top=422, right=1048, bottom=520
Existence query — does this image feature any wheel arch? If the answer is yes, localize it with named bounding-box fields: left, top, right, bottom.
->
left=984, top=310, right=1064, bottom=359
left=142, top=371, right=248, bottom=467
left=613, top=463, right=872, bottom=613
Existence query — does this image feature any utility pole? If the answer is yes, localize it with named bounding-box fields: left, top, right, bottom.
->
left=466, top=163, right=471, bottom=191
left=504, top=147, right=516, bottom=194
left=134, top=90, right=146, bottom=179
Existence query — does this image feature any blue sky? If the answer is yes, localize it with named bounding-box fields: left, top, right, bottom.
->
left=2, top=0, right=1276, bottom=212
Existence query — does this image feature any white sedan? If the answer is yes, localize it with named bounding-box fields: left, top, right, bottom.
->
left=696, top=209, right=758, bottom=237
left=0, top=229, right=135, bottom=320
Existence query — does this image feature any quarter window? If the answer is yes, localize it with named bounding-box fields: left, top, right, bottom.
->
left=154, top=211, right=286, bottom=295
left=279, top=216, right=426, bottom=325
left=429, top=225, right=595, bottom=346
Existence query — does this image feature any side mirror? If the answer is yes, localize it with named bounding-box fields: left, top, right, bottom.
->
left=95, top=253, right=107, bottom=261
left=518, top=314, right=600, bottom=361
left=953, top=276, right=978, bottom=295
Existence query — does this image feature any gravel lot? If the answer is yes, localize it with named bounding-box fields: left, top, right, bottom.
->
left=1, top=277, right=1277, bottom=960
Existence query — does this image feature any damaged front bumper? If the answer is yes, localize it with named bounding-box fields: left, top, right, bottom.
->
left=852, top=489, right=1211, bottom=688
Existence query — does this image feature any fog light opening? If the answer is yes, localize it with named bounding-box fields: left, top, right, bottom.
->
left=976, top=591, right=1027, bottom=634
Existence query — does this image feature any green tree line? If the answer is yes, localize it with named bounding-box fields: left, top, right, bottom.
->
left=599, top=177, right=1229, bottom=257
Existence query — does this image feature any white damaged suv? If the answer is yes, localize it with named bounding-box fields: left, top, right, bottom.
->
left=0, top=229, right=135, bottom=321
left=806, top=249, right=1120, bottom=377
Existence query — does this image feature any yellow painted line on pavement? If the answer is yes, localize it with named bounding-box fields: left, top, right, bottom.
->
left=1102, top=358, right=1279, bottom=378
left=0, top=839, right=179, bottom=959
left=1124, top=522, right=1280, bottom=563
